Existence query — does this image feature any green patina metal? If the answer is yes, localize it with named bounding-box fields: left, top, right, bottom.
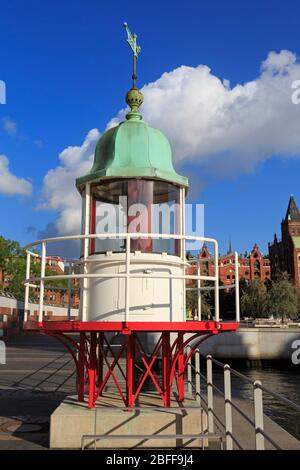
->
left=76, top=23, right=188, bottom=190
left=76, top=114, right=188, bottom=189
left=292, top=237, right=300, bottom=249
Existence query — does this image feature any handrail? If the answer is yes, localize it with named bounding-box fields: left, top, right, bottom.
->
left=188, top=352, right=300, bottom=449
left=23, top=232, right=236, bottom=324
left=209, top=356, right=300, bottom=414
left=24, top=232, right=219, bottom=250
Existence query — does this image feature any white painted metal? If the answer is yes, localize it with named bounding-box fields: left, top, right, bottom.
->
left=125, top=234, right=130, bottom=322
left=197, top=260, right=201, bottom=321
left=195, top=348, right=201, bottom=404
left=23, top=232, right=242, bottom=324
left=224, top=364, right=233, bottom=450
left=214, top=241, right=219, bottom=322
left=234, top=251, right=240, bottom=323
left=81, top=183, right=90, bottom=321
left=181, top=187, right=186, bottom=321
left=24, top=252, right=31, bottom=322
left=38, top=242, right=46, bottom=322
left=67, top=264, right=73, bottom=322
left=87, top=252, right=184, bottom=322
left=254, top=380, right=265, bottom=450
left=207, top=354, right=214, bottom=433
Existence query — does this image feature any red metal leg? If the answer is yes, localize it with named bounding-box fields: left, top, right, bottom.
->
left=35, top=324, right=226, bottom=409
left=88, top=332, right=97, bottom=408
left=78, top=332, right=85, bottom=401
left=177, top=332, right=185, bottom=402
left=162, top=332, right=171, bottom=407
left=97, top=332, right=104, bottom=389
left=126, top=334, right=135, bottom=407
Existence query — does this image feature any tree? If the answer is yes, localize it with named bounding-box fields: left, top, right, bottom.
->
left=186, top=282, right=212, bottom=318
left=240, top=279, right=268, bottom=318
left=267, top=277, right=299, bottom=320
left=0, top=235, right=67, bottom=300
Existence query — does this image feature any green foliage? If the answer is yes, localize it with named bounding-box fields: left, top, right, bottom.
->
left=240, top=275, right=299, bottom=319
left=241, top=279, right=268, bottom=318
left=267, top=277, right=298, bottom=320
left=0, top=235, right=67, bottom=299
left=186, top=281, right=212, bottom=318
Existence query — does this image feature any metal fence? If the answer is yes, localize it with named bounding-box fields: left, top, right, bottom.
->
left=81, top=404, right=224, bottom=450
left=186, top=348, right=300, bottom=450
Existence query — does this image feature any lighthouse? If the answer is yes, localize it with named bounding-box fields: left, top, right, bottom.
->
left=75, top=31, right=188, bottom=325
left=24, top=23, right=239, bottom=412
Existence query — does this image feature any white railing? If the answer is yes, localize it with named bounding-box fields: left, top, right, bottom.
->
left=23, top=232, right=240, bottom=324
left=186, top=351, right=300, bottom=450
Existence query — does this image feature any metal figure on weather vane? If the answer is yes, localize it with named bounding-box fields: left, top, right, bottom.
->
left=123, top=22, right=141, bottom=88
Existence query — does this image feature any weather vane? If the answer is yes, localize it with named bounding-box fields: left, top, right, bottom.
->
left=123, top=22, right=141, bottom=88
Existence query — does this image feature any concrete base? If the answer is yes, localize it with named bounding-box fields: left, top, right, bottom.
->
left=50, top=391, right=207, bottom=449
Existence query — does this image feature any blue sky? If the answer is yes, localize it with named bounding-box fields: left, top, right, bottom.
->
left=0, top=0, right=300, bottom=256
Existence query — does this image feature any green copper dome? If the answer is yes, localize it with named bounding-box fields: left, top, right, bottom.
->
left=76, top=96, right=188, bottom=190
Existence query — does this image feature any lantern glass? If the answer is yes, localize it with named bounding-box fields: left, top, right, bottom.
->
left=89, top=179, right=180, bottom=255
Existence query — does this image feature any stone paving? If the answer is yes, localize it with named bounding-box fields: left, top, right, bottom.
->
left=0, top=333, right=77, bottom=449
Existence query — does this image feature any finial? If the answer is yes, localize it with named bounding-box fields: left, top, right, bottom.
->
left=123, top=22, right=141, bottom=88
left=123, top=22, right=143, bottom=120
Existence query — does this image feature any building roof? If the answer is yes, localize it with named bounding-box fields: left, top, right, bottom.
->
left=285, top=195, right=300, bottom=222
left=76, top=88, right=188, bottom=190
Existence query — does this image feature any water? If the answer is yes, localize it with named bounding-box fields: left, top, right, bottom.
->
left=143, top=362, right=300, bottom=441
left=212, top=363, right=300, bottom=441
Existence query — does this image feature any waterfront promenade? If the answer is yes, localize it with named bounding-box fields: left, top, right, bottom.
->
left=0, top=333, right=299, bottom=450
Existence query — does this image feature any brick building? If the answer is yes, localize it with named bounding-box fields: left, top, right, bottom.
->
left=44, top=256, right=80, bottom=308
left=268, top=195, right=300, bottom=290
left=0, top=253, right=79, bottom=308
left=188, top=243, right=271, bottom=286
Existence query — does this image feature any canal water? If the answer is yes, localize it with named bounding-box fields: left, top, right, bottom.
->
left=209, top=362, right=300, bottom=441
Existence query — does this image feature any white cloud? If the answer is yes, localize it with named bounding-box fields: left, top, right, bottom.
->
left=2, top=117, right=17, bottom=136
left=38, top=129, right=100, bottom=235
left=109, top=50, right=300, bottom=176
left=0, top=155, right=32, bottom=196
left=40, top=50, right=300, bottom=236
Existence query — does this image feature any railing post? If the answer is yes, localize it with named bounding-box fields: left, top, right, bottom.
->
left=81, top=182, right=90, bottom=322
left=224, top=364, right=233, bottom=450
left=187, top=345, right=192, bottom=396
left=234, top=251, right=240, bottom=323
left=214, top=241, right=219, bottom=322
left=125, top=233, right=130, bottom=322
left=180, top=187, right=186, bottom=321
left=195, top=348, right=201, bottom=404
left=38, top=242, right=46, bottom=323
left=24, top=251, right=31, bottom=322
left=207, top=354, right=214, bottom=433
left=67, top=263, right=72, bottom=321
left=197, top=260, right=201, bottom=321
left=254, top=380, right=264, bottom=450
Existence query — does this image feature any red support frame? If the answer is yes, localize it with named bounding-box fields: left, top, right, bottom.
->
left=24, top=321, right=238, bottom=408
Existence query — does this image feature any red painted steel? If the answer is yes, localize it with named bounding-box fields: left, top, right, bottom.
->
left=24, top=320, right=238, bottom=332
left=23, top=320, right=238, bottom=408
